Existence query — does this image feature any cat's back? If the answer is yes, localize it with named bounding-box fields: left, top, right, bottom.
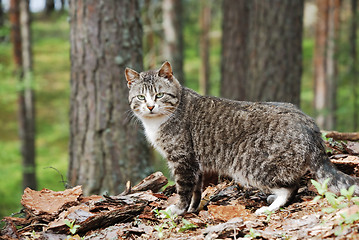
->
left=183, top=91, right=315, bottom=131
left=178, top=91, right=321, bottom=156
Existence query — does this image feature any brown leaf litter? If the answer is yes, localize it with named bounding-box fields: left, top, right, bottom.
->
left=1, top=138, right=359, bottom=239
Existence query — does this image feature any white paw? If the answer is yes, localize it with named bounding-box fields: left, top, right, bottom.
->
left=255, top=206, right=271, bottom=215
left=165, top=204, right=186, bottom=216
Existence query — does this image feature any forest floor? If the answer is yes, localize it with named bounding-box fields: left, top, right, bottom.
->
left=1, top=138, right=359, bottom=240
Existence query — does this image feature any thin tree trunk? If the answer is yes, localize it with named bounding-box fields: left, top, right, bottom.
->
left=68, top=0, right=152, bottom=196
left=314, top=0, right=328, bottom=129
left=162, top=0, right=184, bottom=84
left=19, top=0, right=36, bottom=191
left=10, top=0, right=37, bottom=190
left=144, top=0, right=157, bottom=69
left=10, top=0, right=22, bottom=67
left=326, top=0, right=340, bottom=130
left=199, top=0, right=211, bottom=95
left=314, top=0, right=340, bottom=130
left=350, top=0, right=358, bottom=131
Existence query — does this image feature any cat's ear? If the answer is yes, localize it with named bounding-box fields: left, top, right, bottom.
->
left=158, top=61, right=173, bottom=80
left=125, top=68, right=140, bottom=88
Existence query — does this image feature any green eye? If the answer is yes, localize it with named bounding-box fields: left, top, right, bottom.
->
left=137, top=95, right=145, bottom=100
left=156, top=93, right=164, bottom=99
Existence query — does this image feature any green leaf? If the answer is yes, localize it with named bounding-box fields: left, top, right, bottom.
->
left=63, top=219, right=73, bottom=228
left=69, top=224, right=80, bottom=235
left=159, top=209, right=172, bottom=219
left=337, top=196, right=345, bottom=203
left=337, top=203, right=349, bottom=209
left=344, top=213, right=359, bottom=224
left=348, top=185, right=356, bottom=197
left=340, top=188, right=348, bottom=197
left=325, top=192, right=338, bottom=206
left=323, top=207, right=336, bottom=213
left=179, top=219, right=197, bottom=232
left=313, top=196, right=322, bottom=203
left=322, top=178, right=330, bottom=191
left=311, top=179, right=323, bottom=194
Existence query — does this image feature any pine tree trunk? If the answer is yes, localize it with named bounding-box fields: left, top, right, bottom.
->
left=350, top=0, right=358, bottom=131
left=143, top=0, right=157, bottom=69
left=220, top=0, right=248, bottom=101
left=199, top=0, right=211, bottom=95
left=10, top=0, right=22, bottom=67
left=19, top=0, right=36, bottom=191
left=10, top=0, right=37, bottom=191
left=221, top=0, right=303, bottom=106
left=162, top=0, right=184, bottom=84
left=247, top=1, right=303, bottom=105
left=314, top=0, right=340, bottom=130
left=68, top=0, right=152, bottom=196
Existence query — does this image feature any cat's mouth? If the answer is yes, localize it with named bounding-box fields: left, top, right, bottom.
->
left=143, top=112, right=166, bottom=118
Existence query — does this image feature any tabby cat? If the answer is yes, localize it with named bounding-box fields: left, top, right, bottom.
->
left=125, top=61, right=359, bottom=215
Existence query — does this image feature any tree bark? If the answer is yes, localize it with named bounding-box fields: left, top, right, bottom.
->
left=10, top=0, right=37, bottom=191
left=350, top=0, right=358, bottom=131
left=68, top=0, right=152, bottom=196
left=221, top=0, right=303, bottom=106
left=199, top=0, right=211, bottom=95
left=314, top=0, right=341, bottom=130
left=325, top=131, right=359, bottom=141
left=143, top=0, right=157, bottom=69
left=220, top=0, right=248, bottom=101
left=162, top=0, right=184, bottom=84
left=10, top=0, right=22, bottom=67
left=19, top=0, right=36, bottom=191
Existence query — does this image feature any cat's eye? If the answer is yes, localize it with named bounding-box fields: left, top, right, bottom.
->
left=137, top=95, right=145, bottom=100
left=155, top=93, right=164, bottom=99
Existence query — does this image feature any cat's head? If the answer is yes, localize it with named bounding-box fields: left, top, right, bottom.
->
left=125, top=61, right=182, bottom=120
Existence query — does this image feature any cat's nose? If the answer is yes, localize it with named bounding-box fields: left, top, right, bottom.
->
left=147, top=105, right=155, bottom=111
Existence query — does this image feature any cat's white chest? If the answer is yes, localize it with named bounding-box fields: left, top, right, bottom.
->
left=141, top=117, right=169, bottom=157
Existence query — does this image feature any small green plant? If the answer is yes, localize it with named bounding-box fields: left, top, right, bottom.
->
left=244, top=228, right=261, bottom=239
left=64, top=219, right=80, bottom=235
left=153, top=224, right=165, bottom=239
left=179, top=218, right=198, bottom=232
left=264, top=210, right=274, bottom=222
left=153, top=208, right=197, bottom=238
left=340, top=185, right=359, bottom=202
left=311, top=179, right=359, bottom=236
left=311, top=178, right=330, bottom=202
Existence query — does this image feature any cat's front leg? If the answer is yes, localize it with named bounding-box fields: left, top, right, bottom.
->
left=188, top=172, right=203, bottom=212
left=166, top=156, right=200, bottom=215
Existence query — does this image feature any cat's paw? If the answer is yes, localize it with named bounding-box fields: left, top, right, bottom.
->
left=255, top=206, right=271, bottom=215
left=165, top=204, right=186, bottom=216
left=187, top=205, right=199, bottom=213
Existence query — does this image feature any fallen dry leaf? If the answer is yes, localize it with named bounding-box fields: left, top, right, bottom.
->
left=207, top=204, right=252, bottom=222
left=21, top=186, right=82, bottom=216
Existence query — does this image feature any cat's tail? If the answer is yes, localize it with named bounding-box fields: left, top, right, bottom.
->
left=311, top=155, right=359, bottom=196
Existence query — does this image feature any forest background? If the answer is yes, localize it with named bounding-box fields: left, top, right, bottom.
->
left=0, top=0, right=358, bottom=223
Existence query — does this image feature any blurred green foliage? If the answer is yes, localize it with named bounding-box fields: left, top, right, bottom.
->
left=0, top=13, right=70, bottom=220
left=0, top=3, right=358, bottom=221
